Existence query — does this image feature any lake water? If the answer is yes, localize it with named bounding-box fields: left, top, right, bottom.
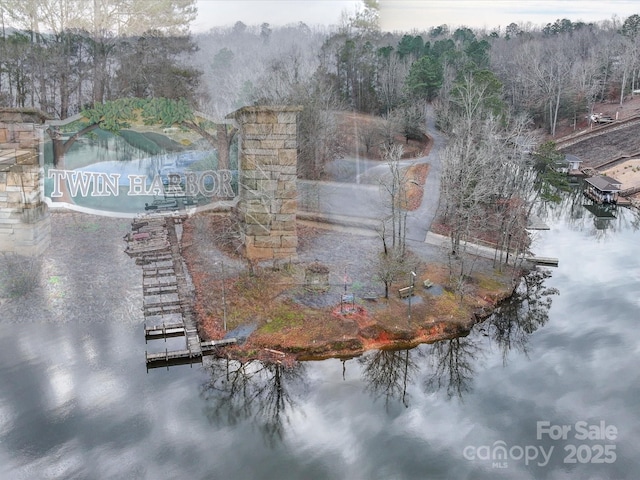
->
left=0, top=196, right=639, bottom=479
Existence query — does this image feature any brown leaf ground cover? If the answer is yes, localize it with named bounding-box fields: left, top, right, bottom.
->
left=183, top=215, right=517, bottom=362
left=404, top=163, right=429, bottom=211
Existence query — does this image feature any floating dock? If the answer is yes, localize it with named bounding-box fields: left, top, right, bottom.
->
left=526, top=215, right=550, bottom=230
left=144, top=338, right=238, bottom=367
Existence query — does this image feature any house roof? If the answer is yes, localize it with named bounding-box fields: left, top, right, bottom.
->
left=585, top=175, right=621, bottom=192
left=564, top=154, right=583, bottom=164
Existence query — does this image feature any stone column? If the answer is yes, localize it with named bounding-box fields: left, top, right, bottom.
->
left=0, top=117, right=51, bottom=256
left=227, top=106, right=302, bottom=261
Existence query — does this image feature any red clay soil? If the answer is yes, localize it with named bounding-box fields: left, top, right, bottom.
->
left=404, top=163, right=429, bottom=211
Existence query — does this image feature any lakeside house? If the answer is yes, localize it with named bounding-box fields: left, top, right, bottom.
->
left=554, top=154, right=583, bottom=174
left=584, top=175, right=622, bottom=204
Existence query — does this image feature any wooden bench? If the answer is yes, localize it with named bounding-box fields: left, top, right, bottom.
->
left=398, top=286, right=414, bottom=299
left=423, top=279, right=433, bottom=288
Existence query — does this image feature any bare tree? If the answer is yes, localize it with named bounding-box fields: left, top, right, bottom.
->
left=357, top=120, right=380, bottom=155
left=373, top=246, right=405, bottom=299
left=294, top=81, right=344, bottom=179
left=379, top=143, right=410, bottom=255
left=437, top=71, right=538, bottom=295
left=379, top=110, right=400, bottom=147
left=376, top=47, right=408, bottom=114
left=1, top=0, right=198, bottom=115
left=374, top=143, right=413, bottom=298
left=521, top=38, right=576, bottom=136
left=439, top=74, right=502, bottom=257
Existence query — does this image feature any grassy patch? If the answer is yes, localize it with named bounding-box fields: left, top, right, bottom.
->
left=476, top=273, right=505, bottom=292
left=474, top=270, right=514, bottom=303
left=259, top=304, right=304, bottom=334
left=430, top=290, right=469, bottom=319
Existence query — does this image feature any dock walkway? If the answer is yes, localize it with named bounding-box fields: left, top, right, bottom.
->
left=126, top=213, right=236, bottom=369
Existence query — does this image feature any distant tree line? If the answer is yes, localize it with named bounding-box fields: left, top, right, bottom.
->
left=0, top=0, right=201, bottom=118
left=4, top=0, right=640, bottom=175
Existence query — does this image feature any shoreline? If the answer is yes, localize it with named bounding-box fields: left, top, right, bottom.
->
left=183, top=215, right=522, bottom=364
left=292, top=289, right=516, bottom=362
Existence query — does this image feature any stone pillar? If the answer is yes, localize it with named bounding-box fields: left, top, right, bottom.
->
left=0, top=113, right=51, bottom=256
left=227, top=106, right=302, bottom=261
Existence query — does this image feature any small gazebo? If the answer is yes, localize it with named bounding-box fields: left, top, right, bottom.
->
left=304, top=261, right=330, bottom=292
left=553, top=154, right=583, bottom=174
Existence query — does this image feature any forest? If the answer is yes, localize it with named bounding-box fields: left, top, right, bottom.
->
left=2, top=1, right=640, bottom=166
left=2, top=0, right=640, bottom=261
left=2, top=1, right=640, bottom=144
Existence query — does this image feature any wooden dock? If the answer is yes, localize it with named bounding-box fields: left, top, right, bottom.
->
left=526, top=216, right=550, bottom=230
left=583, top=189, right=606, bottom=204
left=126, top=213, right=237, bottom=370
left=523, top=256, right=559, bottom=267
left=145, top=322, right=185, bottom=340
left=145, top=338, right=237, bottom=367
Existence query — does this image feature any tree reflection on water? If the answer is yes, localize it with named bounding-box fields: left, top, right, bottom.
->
left=484, top=268, right=558, bottom=365
left=422, top=336, right=481, bottom=400
left=421, top=268, right=557, bottom=400
left=420, top=267, right=558, bottom=400
left=200, top=269, right=558, bottom=421
left=359, top=349, right=419, bottom=408
left=200, top=358, right=307, bottom=446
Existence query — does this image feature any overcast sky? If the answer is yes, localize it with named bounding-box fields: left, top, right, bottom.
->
left=193, top=0, right=640, bottom=32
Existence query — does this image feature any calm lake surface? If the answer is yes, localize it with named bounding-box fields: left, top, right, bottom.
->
left=1, top=196, right=639, bottom=479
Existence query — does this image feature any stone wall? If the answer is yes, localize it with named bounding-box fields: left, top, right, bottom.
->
left=227, top=106, right=302, bottom=261
left=0, top=118, right=50, bottom=256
